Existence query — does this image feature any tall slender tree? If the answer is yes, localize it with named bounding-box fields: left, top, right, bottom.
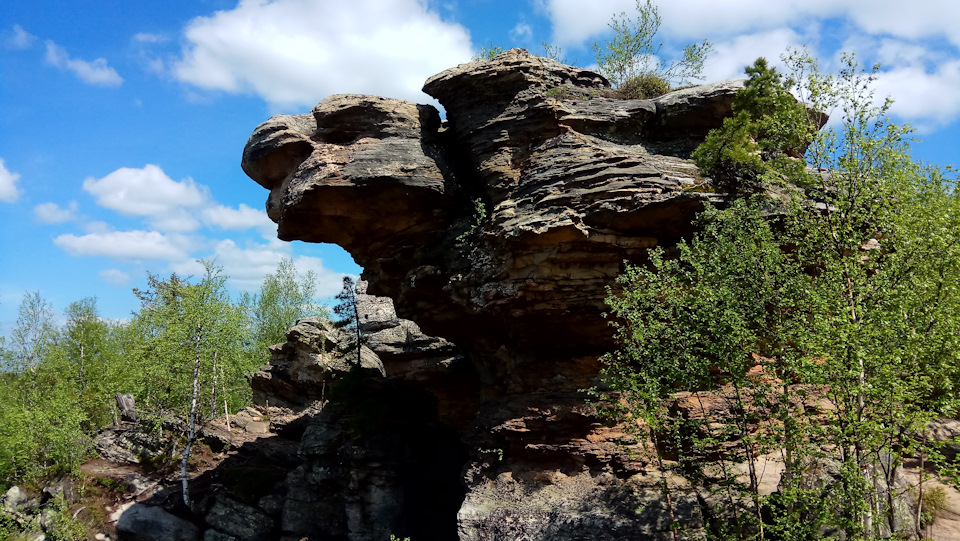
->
left=128, top=261, right=247, bottom=507
left=333, top=276, right=363, bottom=366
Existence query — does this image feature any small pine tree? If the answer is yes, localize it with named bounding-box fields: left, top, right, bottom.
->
left=333, top=276, right=363, bottom=366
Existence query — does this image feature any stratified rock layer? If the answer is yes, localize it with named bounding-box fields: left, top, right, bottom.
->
left=242, top=49, right=745, bottom=539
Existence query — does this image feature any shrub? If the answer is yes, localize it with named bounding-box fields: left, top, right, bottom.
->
left=617, top=73, right=670, bottom=99
left=591, top=0, right=711, bottom=88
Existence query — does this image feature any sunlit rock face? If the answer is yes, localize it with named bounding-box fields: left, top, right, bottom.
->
left=242, top=48, right=743, bottom=540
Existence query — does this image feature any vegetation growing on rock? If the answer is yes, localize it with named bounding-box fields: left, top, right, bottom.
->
left=601, top=50, right=960, bottom=540
left=591, top=0, right=712, bottom=89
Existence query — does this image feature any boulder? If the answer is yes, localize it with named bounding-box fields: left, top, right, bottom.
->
left=203, top=496, right=274, bottom=541
left=115, top=504, right=199, bottom=541
left=2, top=486, right=41, bottom=515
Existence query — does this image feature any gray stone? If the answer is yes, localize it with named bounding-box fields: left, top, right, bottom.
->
left=202, top=529, right=237, bottom=541
left=2, top=486, right=41, bottom=514
left=115, top=504, right=199, bottom=541
left=203, top=496, right=274, bottom=541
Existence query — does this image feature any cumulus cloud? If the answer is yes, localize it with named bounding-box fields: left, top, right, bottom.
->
left=173, top=0, right=473, bottom=108
left=6, top=25, right=36, bottom=49
left=170, top=238, right=345, bottom=295
left=80, top=164, right=277, bottom=234
left=53, top=163, right=340, bottom=295
left=201, top=203, right=275, bottom=233
left=82, top=164, right=207, bottom=219
left=701, top=28, right=802, bottom=82
left=45, top=41, right=123, bottom=87
left=99, top=268, right=131, bottom=286
left=544, top=0, right=960, bottom=46
left=873, top=60, right=960, bottom=130
left=53, top=230, right=193, bottom=260
left=0, top=159, right=22, bottom=203
left=34, top=201, right=79, bottom=224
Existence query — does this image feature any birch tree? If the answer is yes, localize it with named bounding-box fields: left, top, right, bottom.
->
left=601, top=51, right=960, bottom=539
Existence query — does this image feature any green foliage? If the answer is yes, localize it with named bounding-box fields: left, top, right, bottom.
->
left=128, top=262, right=252, bottom=419
left=540, top=41, right=574, bottom=65
left=456, top=198, right=487, bottom=243
left=692, top=57, right=815, bottom=193
left=914, top=484, right=947, bottom=528
left=602, top=49, right=960, bottom=539
left=474, top=42, right=504, bottom=61
left=0, top=293, right=92, bottom=486
left=45, top=493, right=86, bottom=541
left=3, top=291, right=56, bottom=374
left=246, top=257, right=326, bottom=366
left=0, top=258, right=337, bottom=490
left=617, top=73, right=671, bottom=99
left=333, top=276, right=364, bottom=366
left=55, top=298, right=123, bottom=430
left=591, top=0, right=711, bottom=88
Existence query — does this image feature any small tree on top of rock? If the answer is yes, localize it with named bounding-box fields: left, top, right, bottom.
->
left=333, top=276, right=363, bottom=366
left=591, top=0, right=712, bottom=93
left=692, top=57, right=821, bottom=193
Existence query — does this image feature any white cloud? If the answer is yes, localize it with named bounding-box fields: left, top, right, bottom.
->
left=510, top=22, right=534, bottom=43
left=45, top=41, right=123, bottom=87
left=82, top=164, right=281, bottom=236
left=173, top=0, right=473, bottom=108
left=544, top=0, right=960, bottom=46
left=83, top=221, right=115, bottom=234
left=7, top=25, right=36, bottom=49
left=34, top=201, right=79, bottom=224
left=170, top=238, right=344, bottom=294
left=82, top=165, right=207, bottom=218
left=701, top=28, right=802, bottom=82
left=873, top=60, right=960, bottom=130
left=0, top=159, right=22, bottom=203
left=201, top=203, right=274, bottom=233
left=54, top=230, right=192, bottom=260
left=99, top=268, right=131, bottom=286
left=132, top=32, right=166, bottom=43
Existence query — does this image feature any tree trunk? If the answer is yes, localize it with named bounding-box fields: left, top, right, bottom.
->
left=181, top=322, right=203, bottom=509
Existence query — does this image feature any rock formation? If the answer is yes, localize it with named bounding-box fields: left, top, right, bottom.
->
left=240, top=49, right=748, bottom=540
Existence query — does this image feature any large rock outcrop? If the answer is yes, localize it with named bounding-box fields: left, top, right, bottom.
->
left=241, top=49, right=747, bottom=539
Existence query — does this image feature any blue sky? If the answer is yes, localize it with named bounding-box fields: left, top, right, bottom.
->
left=2, top=0, right=958, bottom=334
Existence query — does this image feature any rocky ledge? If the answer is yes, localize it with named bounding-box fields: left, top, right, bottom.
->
left=240, top=49, right=748, bottom=540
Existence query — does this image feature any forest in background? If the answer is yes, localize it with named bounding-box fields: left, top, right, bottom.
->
left=0, top=258, right=333, bottom=489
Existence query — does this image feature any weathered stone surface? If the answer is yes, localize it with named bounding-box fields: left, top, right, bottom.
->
left=116, top=504, right=199, bottom=541
left=204, top=496, right=274, bottom=541
left=2, top=486, right=41, bottom=515
left=241, top=94, right=450, bottom=257
left=250, top=317, right=384, bottom=409
left=238, top=48, right=748, bottom=539
left=94, top=421, right=170, bottom=464
left=202, top=530, right=238, bottom=541
left=458, top=471, right=704, bottom=541
left=651, top=78, right=745, bottom=139
left=248, top=300, right=468, bottom=541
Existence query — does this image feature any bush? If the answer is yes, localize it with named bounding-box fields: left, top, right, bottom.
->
left=591, top=0, right=711, bottom=88
left=692, top=57, right=811, bottom=193
left=617, top=73, right=670, bottom=99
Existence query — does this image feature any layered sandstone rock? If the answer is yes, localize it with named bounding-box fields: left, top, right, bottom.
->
left=241, top=49, right=746, bottom=539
